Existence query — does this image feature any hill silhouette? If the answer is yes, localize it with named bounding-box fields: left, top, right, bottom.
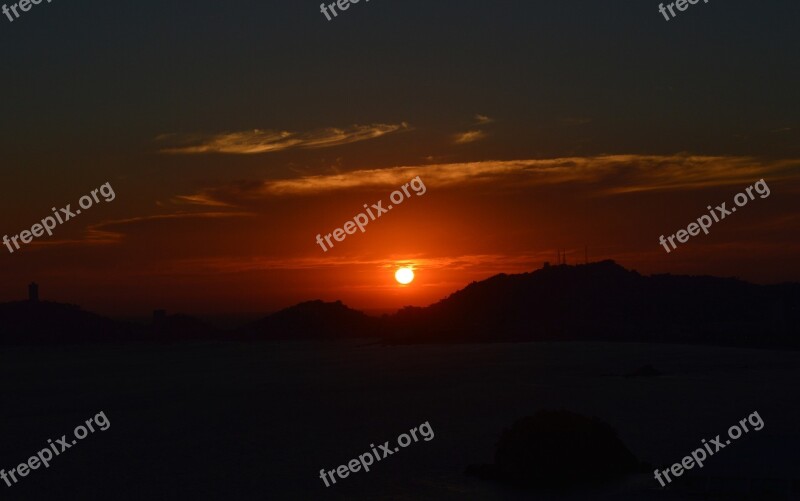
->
left=384, top=260, right=800, bottom=347
left=1, top=262, right=798, bottom=347
left=0, top=300, right=212, bottom=345
left=0, top=300, right=137, bottom=344
left=242, top=300, right=378, bottom=341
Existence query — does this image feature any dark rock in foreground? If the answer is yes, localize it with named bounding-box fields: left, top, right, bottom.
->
left=466, top=410, right=644, bottom=488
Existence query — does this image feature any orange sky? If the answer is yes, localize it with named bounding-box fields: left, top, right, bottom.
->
left=2, top=142, right=799, bottom=316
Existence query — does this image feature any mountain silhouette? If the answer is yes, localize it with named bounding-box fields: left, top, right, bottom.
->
left=242, top=300, right=379, bottom=341
left=0, top=300, right=135, bottom=344
left=0, top=300, right=212, bottom=345
left=385, top=260, right=800, bottom=346
left=1, top=261, right=797, bottom=347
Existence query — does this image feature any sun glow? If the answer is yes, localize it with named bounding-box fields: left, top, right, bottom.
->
left=395, top=267, right=415, bottom=285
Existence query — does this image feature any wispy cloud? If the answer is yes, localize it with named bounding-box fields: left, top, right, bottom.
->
left=453, top=130, right=487, bottom=144
left=91, top=211, right=256, bottom=239
left=596, top=155, right=799, bottom=194
left=474, top=114, right=494, bottom=125
left=179, top=154, right=800, bottom=202
left=171, top=194, right=235, bottom=208
left=157, top=123, right=410, bottom=154
left=28, top=211, right=254, bottom=250
left=27, top=228, right=124, bottom=248
left=160, top=252, right=545, bottom=276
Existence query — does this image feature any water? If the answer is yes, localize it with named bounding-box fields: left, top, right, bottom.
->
left=1, top=341, right=798, bottom=499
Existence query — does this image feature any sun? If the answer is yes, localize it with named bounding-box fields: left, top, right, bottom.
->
left=395, top=267, right=415, bottom=285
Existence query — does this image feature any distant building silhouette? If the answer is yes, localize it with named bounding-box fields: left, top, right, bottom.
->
left=28, top=282, right=39, bottom=302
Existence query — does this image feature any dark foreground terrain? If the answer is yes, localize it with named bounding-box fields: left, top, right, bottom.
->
left=1, top=340, right=798, bottom=500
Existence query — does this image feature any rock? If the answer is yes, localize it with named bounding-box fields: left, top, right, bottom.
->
left=466, top=410, right=644, bottom=488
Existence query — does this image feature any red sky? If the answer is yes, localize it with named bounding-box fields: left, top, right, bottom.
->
left=2, top=136, right=799, bottom=316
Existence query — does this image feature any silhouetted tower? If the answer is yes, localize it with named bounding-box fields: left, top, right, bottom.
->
left=28, top=282, right=39, bottom=302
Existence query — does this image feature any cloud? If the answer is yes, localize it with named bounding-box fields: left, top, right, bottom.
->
left=596, top=155, right=799, bottom=194
left=27, top=211, right=254, bottom=250
left=160, top=252, right=546, bottom=276
left=92, top=211, right=255, bottom=236
left=158, top=123, right=410, bottom=154
left=474, top=114, right=494, bottom=125
left=171, top=194, right=235, bottom=208
left=453, top=130, right=487, bottom=144
left=27, top=228, right=124, bottom=248
left=175, top=154, right=800, bottom=203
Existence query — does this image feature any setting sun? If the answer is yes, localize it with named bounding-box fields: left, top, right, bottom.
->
left=395, top=267, right=415, bottom=285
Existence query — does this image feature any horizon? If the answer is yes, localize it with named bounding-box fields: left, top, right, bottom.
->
left=6, top=259, right=796, bottom=320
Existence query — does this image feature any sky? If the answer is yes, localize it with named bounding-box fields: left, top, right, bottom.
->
left=1, top=0, right=799, bottom=316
